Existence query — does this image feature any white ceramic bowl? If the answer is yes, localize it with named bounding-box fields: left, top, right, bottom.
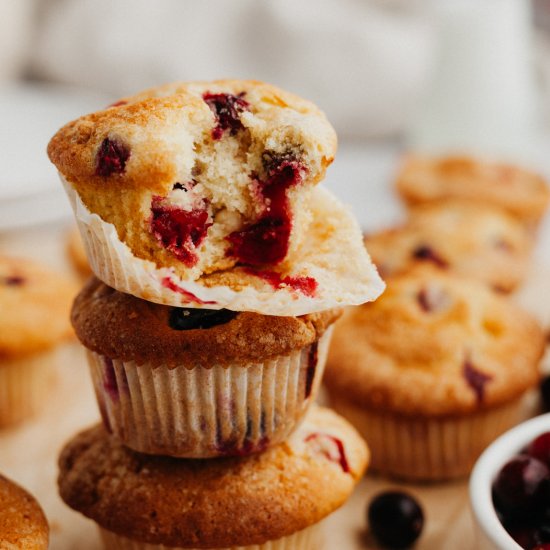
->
left=470, top=413, right=550, bottom=550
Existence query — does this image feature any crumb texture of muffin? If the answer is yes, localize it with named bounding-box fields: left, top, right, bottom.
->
left=325, top=268, right=545, bottom=417
left=0, top=257, right=77, bottom=358
left=58, top=406, right=368, bottom=548
left=48, top=80, right=337, bottom=281
left=395, top=155, right=550, bottom=226
left=0, top=474, right=49, bottom=549
left=365, top=200, right=532, bottom=292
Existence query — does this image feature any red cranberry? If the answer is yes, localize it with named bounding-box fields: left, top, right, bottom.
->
left=1, top=275, right=24, bottom=286
left=96, top=138, right=130, bottom=176
left=168, top=308, right=237, bottom=330
left=244, top=268, right=317, bottom=297
left=227, top=154, right=306, bottom=266
left=203, top=92, right=249, bottom=140
left=492, top=455, right=550, bottom=521
left=150, top=196, right=212, bottom=267
left=527, top=433, right=550, bottom=470
left=540, top=376, right=550, bottom=413
left=305, top=433, right=350, bottom=473
left=367, top=491, right=424, bottom=549
left=412, top=245, right=448, bottom=268
left=463, top=359, right=492, bottom=404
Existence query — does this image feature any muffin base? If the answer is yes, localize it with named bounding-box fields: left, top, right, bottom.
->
left=87, top=328, right=332, bottom=458
left=98, top=523, right=323, bottom=550
left=0, top=349, right=57, bottom=428
left=329, top=394, right=524, bottom=481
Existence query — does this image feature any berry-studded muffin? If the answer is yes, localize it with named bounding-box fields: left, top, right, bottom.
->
left=71, top=277, right=341, bottom=458
left=395, top=155, right=550, bottom=229
left=0, top=257, right=77, bottom=427
left=58, top=406, right=367, bottom=550
left=365, top=200, right=532, bottom=293
left=0, top=473, right=49, bottom=549
left=48, top=80, right=384, bottom=315
left=66, top=226, right=91, bottom=278
left=324, top=268, right=545, bottom=481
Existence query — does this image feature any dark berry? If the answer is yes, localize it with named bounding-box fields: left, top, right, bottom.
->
left=96, top=138, right=130, bottom=176
left=305, top=433, right=350, bottom=473
left=203, top=92, right=249, bottom=140
left=150, top=196, right=212, bottom=267
left=168, top=308, right=237, bottom=330
left=492, top=455, right=550, bottom=521
left=412, top=245, right=448, bottom=268
left=1, top=275, right=24, bottom=286
left=533, top=545, right=550, bottom=550
left=540, top=376, right=550, bottom=413
left=227, top=154, right=306, bottom=266
left=463, top=359, right=493, bottom=404
left=504, top=522, right=538, bottom=548
left=368, top=491, right=424, bottom=549
left=527, top=433, right=550, bottom=469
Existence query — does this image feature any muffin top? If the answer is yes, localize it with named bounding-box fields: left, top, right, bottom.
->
left=395, top=155, right=549, bottom=225
left=58, top=406, right=368, bottom=548
left=364, top=200, right=532, bottom=293
left=48, top=80, right=337, bottom=283
left=0, top=474, right=49, bottom=549
left=325, top=268, right=545, bottom=417
left=72, top=277, right=341, bottom=366
left=0, top=257, right=78, bottom=358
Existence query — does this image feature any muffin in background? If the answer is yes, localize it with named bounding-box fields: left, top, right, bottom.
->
left=66, top=226, right=91, bottom=278
left=395, top=155, right=550, bottom=229
left=365, top=200, right=532, bottom=293
left=58, top=406, right=368, bottom=550
left=324, top=268, right=545, bottom=481
left=0, top=257, right=78, bottom=427
left=0, top=473, right=49, bottom=549
left=71, top=277, right=341, bottom=458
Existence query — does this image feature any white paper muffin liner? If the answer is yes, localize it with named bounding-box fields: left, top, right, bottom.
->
left=329, top=394, right=523, bottom=481
left=87, top=328, right=332, bottom=458
left=0, top=349, right=57, bottom=428
left=61, top=176, right=384, bottom=316
left=98, top=522, right=323, bottom=550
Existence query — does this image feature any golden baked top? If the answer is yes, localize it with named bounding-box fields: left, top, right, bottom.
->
left=58, top=406, right=368, bottom=548
left=0, top=257, right=78, bottom=358
left=325, top=268, right=545, bottom=416
left=395, top=155, right=550, bottom=226
left=48, top=80, right=337, bottom=282
left=71, top=277, right=341, bottom=366
left=0, top=474, right=49, bottom=549
left=364, top=200, right=532, bottom=293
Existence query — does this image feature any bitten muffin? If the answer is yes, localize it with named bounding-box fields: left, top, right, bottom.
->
left=58, top=406, right=367, bottom=550
left=71, top=277, right=341, bottom=458
left=395, top=155, right=550, bottom=229
left=66, top=226, right=91, bottom=277
left=365, top=200, right=532, bottom=293
left=0, top=257, right=77, bottom=427
left=324, top=268, right=545, bottom=481
left=48, top=80, right=383, bottom=315
left=0, top=473, right=49, bottom=549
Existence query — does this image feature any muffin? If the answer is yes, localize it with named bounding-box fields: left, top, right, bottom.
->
left=71, top=277, right=341, bottom=457
left=0, top=257, right=77, bottom=427
left=365, top=200, right=532, bottom=293
left=324, top=268, right=545, bottom=481
left=66, top=226, right=91, bottom=277
left=48, top=80, right=383, bottom=315
left=58, top=406, right=368, bottom=550
left=0, top=473, right=49, bottom=549
left=395, top=155, right=550, bottom=229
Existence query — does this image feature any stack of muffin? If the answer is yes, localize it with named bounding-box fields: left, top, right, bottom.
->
left=47, top=80, right=385, bottom=549
left=325, top=154, right=549, bottom=481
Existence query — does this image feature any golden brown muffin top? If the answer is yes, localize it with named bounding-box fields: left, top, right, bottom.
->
left=0, top=257, right=78, bottom=358
left=72, top=277, right=341, bottom=366
left=0, top=474, right=49, bottom=549
left=325, top=268, right=545, bottom=417
left=58, top=406, right=368, bottom=548
left=396, top=155, right=550, bottom=226
left=365, top=199, right=532, bottom=293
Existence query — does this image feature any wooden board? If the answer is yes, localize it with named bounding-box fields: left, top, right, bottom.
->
left=0, top=224, right=548, bottom=550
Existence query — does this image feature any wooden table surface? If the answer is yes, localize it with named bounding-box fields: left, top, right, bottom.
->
left=1, top=224, right=549, bottom=550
